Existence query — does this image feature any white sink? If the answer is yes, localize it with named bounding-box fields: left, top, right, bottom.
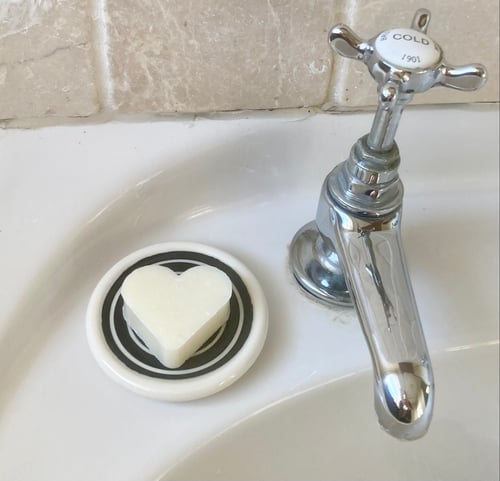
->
left=0, top=107, right=498, bottom=480
left=164, top=344, right=499, bottom=481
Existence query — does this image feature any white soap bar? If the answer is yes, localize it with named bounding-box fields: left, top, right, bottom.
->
left=121, top=265, right=232, bottom=369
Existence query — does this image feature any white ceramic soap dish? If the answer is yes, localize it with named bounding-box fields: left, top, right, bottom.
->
left=86, top=242, right=268, bottom=401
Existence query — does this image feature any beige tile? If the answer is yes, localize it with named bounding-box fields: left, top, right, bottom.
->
left=0, top=0, right=99, bottom=120
left=325, top=0, right=499, bottom=109
left=1, top=0, right=495, bottom=122
left=106, top=0, right=340, bottom=113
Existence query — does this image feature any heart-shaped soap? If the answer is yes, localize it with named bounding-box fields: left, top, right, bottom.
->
left=121, top=264, right=232, bottom=369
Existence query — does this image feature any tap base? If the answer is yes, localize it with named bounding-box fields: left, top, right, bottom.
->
left=289, top=221, right=353, bottom=307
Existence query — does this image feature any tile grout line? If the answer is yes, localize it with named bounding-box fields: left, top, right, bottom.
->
left=88, top=0, right=115, bottom=112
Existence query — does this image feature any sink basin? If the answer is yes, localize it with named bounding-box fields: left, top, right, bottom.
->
left=163, top=344, right=499, bottom=481
left=0, top=106, right=498, bottom=480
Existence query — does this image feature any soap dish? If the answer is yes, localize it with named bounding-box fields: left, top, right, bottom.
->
left=86, top=242, right=268, bottom=401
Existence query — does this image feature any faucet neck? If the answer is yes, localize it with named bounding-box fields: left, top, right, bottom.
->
left=367, top=90, right=414, bottom=152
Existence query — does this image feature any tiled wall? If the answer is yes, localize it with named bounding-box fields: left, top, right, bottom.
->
left=0, top=0, right=498, bottom=125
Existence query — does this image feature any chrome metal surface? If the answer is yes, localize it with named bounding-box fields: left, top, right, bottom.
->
left=411, top=8, right=431, bottom=33
left=332, top=206, right=433, bottom=438
left=290, top=9, right=487, bottom=440
left=290, top=222, right=352, bottom=307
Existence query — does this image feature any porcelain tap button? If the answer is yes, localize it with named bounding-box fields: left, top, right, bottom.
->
left=374, top=28, right=441, bottom=70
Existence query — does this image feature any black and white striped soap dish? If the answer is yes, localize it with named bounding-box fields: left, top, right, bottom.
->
left=86, top=242, right=268, bottom=401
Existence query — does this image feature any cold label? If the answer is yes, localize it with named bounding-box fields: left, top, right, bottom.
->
left=375, top=28, right=441, bottom=70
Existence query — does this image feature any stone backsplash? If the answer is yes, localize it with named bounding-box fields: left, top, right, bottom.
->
left=0, top=0, right=498, bottom=125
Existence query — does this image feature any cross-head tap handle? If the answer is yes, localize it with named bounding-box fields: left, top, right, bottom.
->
left=329, top=9, right=488, bottom=151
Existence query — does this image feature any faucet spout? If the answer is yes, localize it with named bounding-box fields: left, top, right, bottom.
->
left=289, top=136, right=434, bottom=440
left=330, top=203, right=434, bottom=440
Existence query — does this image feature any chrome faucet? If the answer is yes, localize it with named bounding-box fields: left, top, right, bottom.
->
left=289, top=9, right=487, bottom=440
